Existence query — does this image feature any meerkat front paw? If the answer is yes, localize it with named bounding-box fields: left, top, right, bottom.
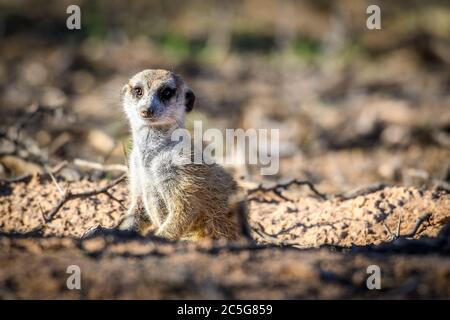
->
left=118, top=212, right=138, bottom=231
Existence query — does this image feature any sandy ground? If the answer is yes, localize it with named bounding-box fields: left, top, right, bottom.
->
left=0, top=174, right=449, bottom=299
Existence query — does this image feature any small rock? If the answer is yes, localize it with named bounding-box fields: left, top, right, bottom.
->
left=40, top=87, right=67, bottom=108
left=87, top=129, right=115, bottom=154
left=59, top=167, right=81, bottom=182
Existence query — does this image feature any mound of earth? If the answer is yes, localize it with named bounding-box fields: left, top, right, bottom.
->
left=0, top=175, right=449, bottom=299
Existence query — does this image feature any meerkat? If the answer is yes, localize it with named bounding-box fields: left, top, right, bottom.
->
left=119, top=69, right=251, bottom=241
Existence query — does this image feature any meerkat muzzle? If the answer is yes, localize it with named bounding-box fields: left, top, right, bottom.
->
left=139, top=108, right=154, bottom=119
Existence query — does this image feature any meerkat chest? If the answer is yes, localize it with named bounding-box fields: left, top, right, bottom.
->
left=148, top=151, right=178, bottom=186
left=133, top=150, right=174, bottom=225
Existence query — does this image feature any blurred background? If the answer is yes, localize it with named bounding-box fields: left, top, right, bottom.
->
left=0, top=0, right=449, bottom=192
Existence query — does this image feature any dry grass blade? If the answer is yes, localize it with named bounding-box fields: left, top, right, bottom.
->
left=73, top=158, right=127, bottom=173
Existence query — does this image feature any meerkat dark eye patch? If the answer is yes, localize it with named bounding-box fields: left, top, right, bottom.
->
left=159, top=87, right=176, bottom=101
left=185, top=89, right=195, bottom=112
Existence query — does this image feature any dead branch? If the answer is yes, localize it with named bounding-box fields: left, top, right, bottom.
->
left=73, top=158, right=127, bottom=173
left=248, top=197, right=281, bottom=204
left=251, top=222, right=309, bottom=249
left=336, top=183, right=390, bottom=200
left=44, top=174, right=127, bottom=222
left=382, top=213, right=431, bottom=241
left=104, top=191, right=127, bottom=210
left=402, top=213, right=432, bottom=238
left=247, top=179, right=327, bottom=200
left=252, top=223, right=281, bottom=244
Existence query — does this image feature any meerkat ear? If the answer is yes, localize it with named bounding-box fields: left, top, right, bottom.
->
left=121, top=84, right=130, bottom=98
left=185, top=89, right=195, bottom=112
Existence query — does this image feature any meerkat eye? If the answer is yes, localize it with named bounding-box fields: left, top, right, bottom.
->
left=132, top=86, right=143, bottom=98
left=160, top=87, right=176, bottom=101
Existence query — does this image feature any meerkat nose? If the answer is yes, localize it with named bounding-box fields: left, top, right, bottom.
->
left=139, top=107, right=152, bottom=119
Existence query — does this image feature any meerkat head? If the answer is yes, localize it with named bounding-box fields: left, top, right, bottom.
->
left=121, top=69, right=195, bottom=129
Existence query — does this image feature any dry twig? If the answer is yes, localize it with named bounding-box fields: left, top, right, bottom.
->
left=383, top=223, right=395, bottom=240
left=396, top=212, right=402, bottom=238
left=251, top=222, right=309, bottom=249
left=73, top=158, right=127, bottom=173
left=44, top=174, right=127, bottom=222
left=247, top=179, right=327, bottom=201
left=382, top=213, right=431, bottom=241
left=336, top=183, right=390, bottom=200
left=402, top=213, right=432, bottom=238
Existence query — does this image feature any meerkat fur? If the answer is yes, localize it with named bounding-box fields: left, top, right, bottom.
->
left=119, top=69, right=251, bottom=241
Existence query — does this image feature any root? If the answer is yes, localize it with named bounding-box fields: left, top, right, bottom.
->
left=247, top=179, right=327, bottom=201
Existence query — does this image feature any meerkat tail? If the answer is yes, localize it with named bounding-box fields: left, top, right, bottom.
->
left=228, top=191, right=253, bottom=242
